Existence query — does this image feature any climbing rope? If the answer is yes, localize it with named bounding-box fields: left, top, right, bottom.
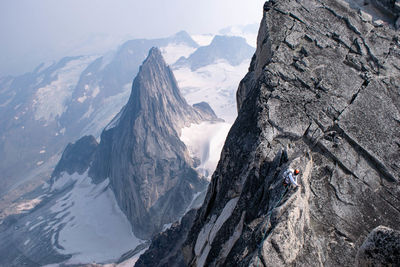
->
left=256, top=186, right=289, bottom=267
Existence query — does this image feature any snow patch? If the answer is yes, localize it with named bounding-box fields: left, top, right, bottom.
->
left=81, top=104, right=94, bottom=120
left=77, top=95, right=87, bottom=103
left=180, top=122, right=231, bottom=179
left=162, top=223, right=173, bottom=231
left=194, top=197, right=239, bottom=267
left=51, top=173, right=76, bottom=191
left=35, top=75, right=44, bottom=86
left=49, top=172, right=144, bottom=265
left=29, top=221, right=45, bottom=231
left=195, top=215, right=216, bottom=257
left=185, top=191, right=203, bottom=214
left=81, top=83, right=131, bottom=137
left=91, top=86, right=100, bottom=98
left=160, top=43, right=197, bottom=65
left=191, top=34, right=215, bottom=46
left=219, top=25, right=258, bottom=47
left=35, top=61, right=55, bottom=74
left=15, top=198, right=42, bottom=213
left=116, top=248, right=147, bottom=267
left=33, top=56, right=95, bottom=122
left=209, top=197, right=239, bottom=242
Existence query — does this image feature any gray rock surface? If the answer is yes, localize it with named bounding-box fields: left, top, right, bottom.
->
left=179, top=0, right=400, bottom=266
left=135, top=209, right=198, bottom=267
left=89, top=47, right=219, bottom=239
left=356, top=225, right=400, bottom=266
left=51, top=135, right=98, bottom=178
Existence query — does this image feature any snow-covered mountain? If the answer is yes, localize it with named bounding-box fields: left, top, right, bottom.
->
left=0, top=27, right=256, bottom=265
left=0, top=47, right=226, bottom=266
left=219, top=23, right=259, bottom=47
left=0, top=29, right=255, bottom=198
left=0, top=31, right=199, bottom=197
left=172, top=35, right=254, bottom=123
left=174, top=35, right=254, bottom=71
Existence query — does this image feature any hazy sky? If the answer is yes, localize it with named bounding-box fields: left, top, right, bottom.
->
left=0, top=0, right=265, bottom=76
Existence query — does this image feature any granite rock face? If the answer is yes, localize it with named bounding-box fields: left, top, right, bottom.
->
left=51, top=135, right=98, bottom=178
left=178, top=0, right=400, bottom=266
left=89, top=47, right=218, bottom=239
left=135, top=209, right=198, bottom=267
left=356, top=225, right=400, bottom=266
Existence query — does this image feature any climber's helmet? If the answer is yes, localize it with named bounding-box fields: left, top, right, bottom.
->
left=294, top=169, right=300, bottom=175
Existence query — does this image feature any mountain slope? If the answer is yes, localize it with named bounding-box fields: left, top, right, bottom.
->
left=0, top=47, right=223, bottom=266
left=89, top=47, right=219, bottom=239
left=182, top=0, right=400, bottom=265
left=171, top=35, right=255, bottom=123
left=136, top=1, right=400, bottom=266
left=0, top=31, right=199, bottom=197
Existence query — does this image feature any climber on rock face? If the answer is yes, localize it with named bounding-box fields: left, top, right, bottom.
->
left=283, top=168, right=300, bottom=187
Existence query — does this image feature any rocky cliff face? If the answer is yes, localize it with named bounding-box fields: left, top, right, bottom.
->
left=89, top=47, right=219, bottom=239
left=51, top=135, right=98, bottom=178
left=162, top=0, right=400, bottom=266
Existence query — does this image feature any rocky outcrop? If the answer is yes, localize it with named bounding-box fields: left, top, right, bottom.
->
left=51, top=135, right=98, bottom=178
left=180, top=0, right=400, bottom=266
left=135, top=209, right=198, bottom=267
left=356, top=226, right=400, bottom=266
left=89, top=47, right=218, bottom=239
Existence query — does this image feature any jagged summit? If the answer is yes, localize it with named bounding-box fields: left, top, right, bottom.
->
left=88, top=47, right=219, bottom=239
left=116, top=47, right=216, bottom=135
left=127, top=47, right=188, bottom=110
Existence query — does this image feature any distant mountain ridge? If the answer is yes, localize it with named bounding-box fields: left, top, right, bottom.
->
left=174, top=35, right=254, bottom=70
left=0, top=31, right=199, bottom=197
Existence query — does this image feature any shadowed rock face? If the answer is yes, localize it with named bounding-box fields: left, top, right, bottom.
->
left=167, top=0, right=399, bottom=266
left=51, top=135, right=98, bottom=178
left=89, top=48, right=217, bottom=239
left=135, top=209, right=198, bottom=267
left=356, top=226, right=400, bottom=267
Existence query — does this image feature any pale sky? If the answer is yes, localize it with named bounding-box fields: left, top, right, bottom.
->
left=0, top=0, right=265, bottom=76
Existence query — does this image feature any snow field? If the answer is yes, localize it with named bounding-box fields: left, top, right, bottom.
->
left=180, top=122, right=231, bottom=180
left=48, top=172, right=144, bottom=265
